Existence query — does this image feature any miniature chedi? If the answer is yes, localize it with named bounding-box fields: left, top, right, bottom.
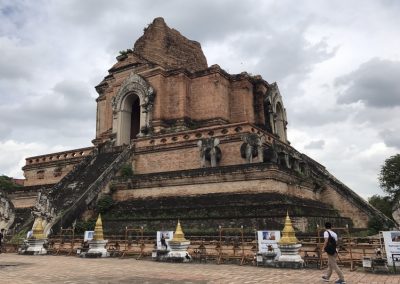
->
left=21, top=217, right=47, bottom=255
left=86, top=214, right=109, bottom=258
left=276, top=212, right=304, bottom=268
left=167, top=220, right=191, bottom=262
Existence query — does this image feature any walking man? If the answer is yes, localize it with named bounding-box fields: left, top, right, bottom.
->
left=322, top=222, right=345, bottom=284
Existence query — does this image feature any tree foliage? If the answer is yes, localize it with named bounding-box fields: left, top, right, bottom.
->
left=96, top=195, right=115, bottom=214
left=379, top=154, right=400, bottom=200
left=367, top=215, right=391, bottom=235
left=368, top=194, right=394, bottom=220
left=120, top=164, right=133, bottom=177
left=0, top=175, right=20, bottom=190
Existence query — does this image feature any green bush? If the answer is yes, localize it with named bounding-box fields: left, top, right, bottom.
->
left=0, top=175, right=21, bottom=191
left=74, top=220, right=96, bottom=234
left=367, top=215, right=391, bottom=235
left=120, top=164, right=133, bottom=177
left=96, top=195, right=115, bottom=214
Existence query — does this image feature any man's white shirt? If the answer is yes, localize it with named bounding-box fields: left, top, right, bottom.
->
left=324, top=229, right=338, bottom=241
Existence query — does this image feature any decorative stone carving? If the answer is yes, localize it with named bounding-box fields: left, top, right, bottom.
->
left=32, top=190, right=55, bottom=234
left=95, top=81, right=109, bottom=96
left=0, top=191, right=14, bottom=230
left=240, top=133, right=265, bottom=163
left=290, top=154, right=301, bottom=173
left=197, top=138, right=221, bottom=167
left=113, top=73, right=155, bottom=112
left=263, top=144, right=278, bottom=164
left=112, top=72, right=156, bottom=142
left=278, top=151, right=290, bottom=168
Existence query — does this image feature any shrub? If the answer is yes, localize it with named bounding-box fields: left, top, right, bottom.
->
left=96, top=195, right=115, bottom=214
left=120, top=164, right=133, bottom=177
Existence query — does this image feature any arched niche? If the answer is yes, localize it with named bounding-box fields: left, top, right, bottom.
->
left=112, top=73, right=155, bottom=146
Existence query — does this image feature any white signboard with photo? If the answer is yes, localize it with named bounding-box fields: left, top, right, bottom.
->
left=257, top=230, right=281, bottom=259
left=157, top=231, right=174, bottom=250
left=382, top=231, right=400, bottom=266
left=84, top=231, right=94, bottom=242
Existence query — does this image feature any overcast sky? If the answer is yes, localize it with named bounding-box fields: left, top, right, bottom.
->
left=0, top=0, right=399, bottom=199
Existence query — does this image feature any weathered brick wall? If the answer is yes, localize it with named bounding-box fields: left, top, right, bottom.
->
left=24, top=164, right=76, bottom=186
left=133, top=138, right=259, bottom=174
left=147, top=74, right=165, bottom=125
left=132, top=123, right=267, bottom=174
left=133, top=17, right=208, bottom=72
left=230, top=80, right=255, bottom=124
left=10, top=195, right=36, bottom=208
left=189, top=74, right=231, bottom=122
left=321, top=184, right=369, bottom=228
left=163, top=74, right=190, bottom=121
left=23, top=147, right=93, bottom=186
left=113, top=178, right=317, bottom=201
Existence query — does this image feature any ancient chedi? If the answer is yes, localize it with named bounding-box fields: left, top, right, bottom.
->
left=5, top=17, right=391, bottom=236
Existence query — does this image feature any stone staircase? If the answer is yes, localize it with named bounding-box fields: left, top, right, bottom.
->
left=32, top=144, right=134, bottom=235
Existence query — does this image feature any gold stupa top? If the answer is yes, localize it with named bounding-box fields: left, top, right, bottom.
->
left=32, top=217, right=45, bottom=239
left=93, top=214, right=104, bottom=241
left=171, top=220, right=187, bottom=242
left=278, top=211, right=299, bottom=245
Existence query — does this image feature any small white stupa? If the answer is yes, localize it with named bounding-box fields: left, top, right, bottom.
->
left=86, top=214, right=109, bottom=258
left=167, top=220, right=191, bottom=262
left=23, top=217, right=47, bottom=255
left=276, top=212, right=304, bottom=268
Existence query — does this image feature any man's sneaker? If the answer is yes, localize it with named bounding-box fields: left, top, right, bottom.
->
left=334, top=280, right=346, bottom=284
left=321, top=276, right=329, bottom=282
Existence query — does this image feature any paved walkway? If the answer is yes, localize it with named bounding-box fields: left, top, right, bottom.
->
left=0, top=254, right=399, bottom=283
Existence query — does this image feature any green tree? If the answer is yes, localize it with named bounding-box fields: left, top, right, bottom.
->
left=368, top=195, right=394, bottom=220
left=379, top=154, right=400, bottom=201
left=0, top=175, right=20, bottom=190
left=367, top=215, right=391, bottom=235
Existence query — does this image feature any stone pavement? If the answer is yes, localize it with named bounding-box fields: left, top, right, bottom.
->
left=0, top=254, right=399, bottom=284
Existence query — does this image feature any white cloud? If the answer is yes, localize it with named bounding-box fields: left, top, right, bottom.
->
left=0, top=140, right=70, bottom=178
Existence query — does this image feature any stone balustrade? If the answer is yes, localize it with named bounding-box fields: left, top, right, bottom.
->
left=24, top=147, right=94, bottom=166
left=135, top=122, right=275, bottom=148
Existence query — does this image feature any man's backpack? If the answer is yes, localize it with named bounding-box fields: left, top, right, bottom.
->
left=324, top=231, right=337, bottom=255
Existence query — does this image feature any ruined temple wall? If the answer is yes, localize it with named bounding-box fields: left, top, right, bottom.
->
left=155, top=73, right=190, bottom=121
left=95, top=65, right=261, bottom=139
left=321, top=184, right=369, bottom=228
left=97, top=69, right=134, bottom=137
left=10, top=195, right=36, bottom=208
left=147, top=74, right=166, bottom=123
left=132, top=123, right=268, bottom=174
left=133, top=140, right=248, bottom=174
left=113, top=177, right=318, bottom=202
left=189, top=73, right=230, bottom=123
left=230, top=80, right=255, bottom=124
left=96, top=97, right=107, bottom=136
left=23, top=147, right=93, bottom=186
left=24, top=164, right=76, bottom=186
